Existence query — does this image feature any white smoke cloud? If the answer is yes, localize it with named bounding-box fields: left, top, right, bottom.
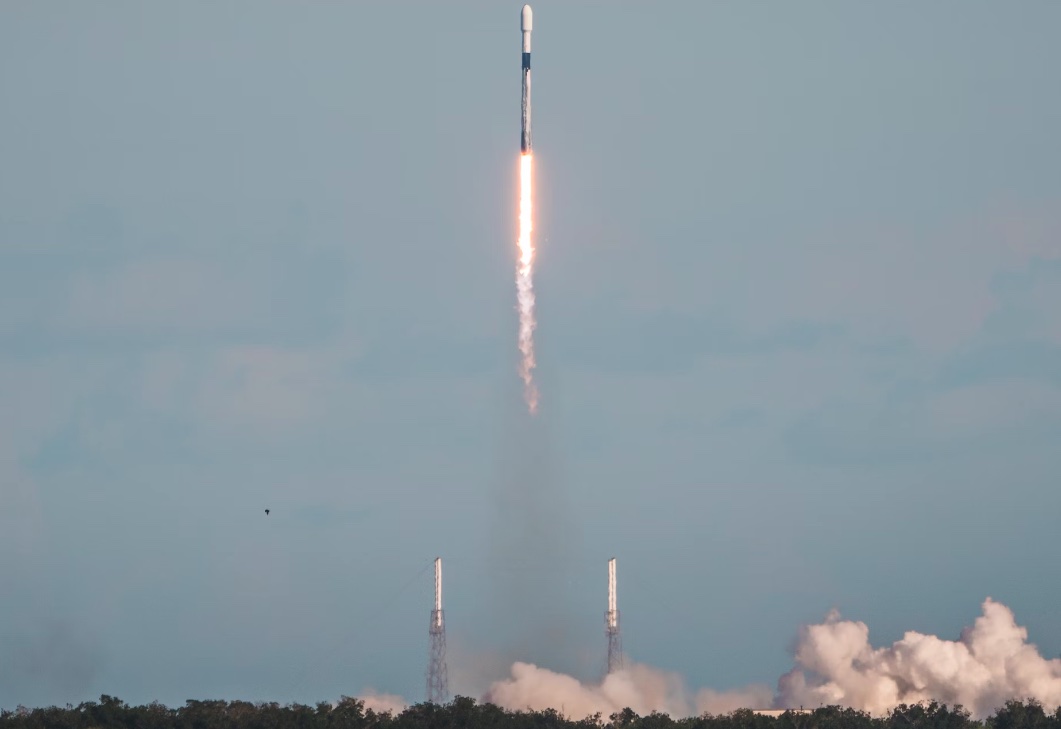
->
left=484, top=661, right=772, bottom=719
left=695, top=686, right=778, bottom=716
left=370, top=599, right=1061, bottom=721
left=779, top=598, right=1061, bottom=718
left=358, top=690, right=407, bottom=715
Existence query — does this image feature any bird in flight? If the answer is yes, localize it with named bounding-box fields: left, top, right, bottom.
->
left=265, top=509, right=270, bottom=515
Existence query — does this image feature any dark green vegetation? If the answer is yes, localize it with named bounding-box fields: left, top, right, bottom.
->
left=3, top=696, right=1061, bottom=729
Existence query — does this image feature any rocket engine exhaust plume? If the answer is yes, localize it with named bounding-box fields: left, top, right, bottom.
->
left=516, top=153, right=537, bottom=413
left=516, top=5, right=538, bottom=414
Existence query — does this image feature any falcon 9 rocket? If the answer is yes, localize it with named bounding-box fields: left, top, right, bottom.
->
left=521, top=4, right=532, bottom=152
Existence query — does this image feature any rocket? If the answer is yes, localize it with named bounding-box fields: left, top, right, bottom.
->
left=521, top=4, right=533, bottom=153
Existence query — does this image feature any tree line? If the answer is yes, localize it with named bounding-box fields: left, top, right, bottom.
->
left=3, top=696, right=1061, bottom=729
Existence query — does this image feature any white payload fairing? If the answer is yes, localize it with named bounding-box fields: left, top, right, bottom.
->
left=521, top=4, right=533, bottom=153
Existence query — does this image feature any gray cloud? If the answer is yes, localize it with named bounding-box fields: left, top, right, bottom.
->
left=0, top=621, right=103, bottom=709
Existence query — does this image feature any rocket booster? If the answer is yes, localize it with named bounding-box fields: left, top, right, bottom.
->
left=521, top=4, right=532, bottom=153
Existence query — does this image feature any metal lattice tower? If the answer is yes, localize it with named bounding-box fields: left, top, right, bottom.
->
left=606, top=557, right=623, bottom=674
left=426, top=557, right=449, bottom=704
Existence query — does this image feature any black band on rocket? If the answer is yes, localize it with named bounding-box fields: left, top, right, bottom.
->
left=523, top=53, right=531, bottom=70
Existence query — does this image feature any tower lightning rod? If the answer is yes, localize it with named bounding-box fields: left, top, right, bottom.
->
left=609, top=558, right=617, bottom=624
left=606, top=557, right=623, bottom=673
left=435, top=556, right=442, bottom=625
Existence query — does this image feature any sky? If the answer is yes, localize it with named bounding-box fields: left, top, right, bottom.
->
left=2, top=0, right=1060, bottom=712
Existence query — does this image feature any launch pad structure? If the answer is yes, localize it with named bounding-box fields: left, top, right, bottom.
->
left=426, top=557, right=449, bottom=704
left=422, top=555, right=622, bottom=701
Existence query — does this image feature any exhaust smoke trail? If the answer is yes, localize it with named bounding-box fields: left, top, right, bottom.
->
left=516, top=152, right=538, bottom=414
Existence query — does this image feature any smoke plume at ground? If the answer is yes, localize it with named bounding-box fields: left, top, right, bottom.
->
left=485, top=662, right=772, bottom=718
left=778, top=598, right=1061, bottom=718
left=471, top=598, right=1061, bottom=720
left=357, top=690, right=408, bottom=715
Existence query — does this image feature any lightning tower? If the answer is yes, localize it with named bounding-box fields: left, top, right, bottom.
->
left=426, top=557, right=449, bottom=704
left=606, top=557, right=623, bottom=673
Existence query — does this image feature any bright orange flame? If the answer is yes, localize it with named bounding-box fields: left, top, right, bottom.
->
left=516, top=152, right=538, bottom=413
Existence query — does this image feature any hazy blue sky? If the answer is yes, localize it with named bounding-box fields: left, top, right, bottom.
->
left=2, top=0, right=1060, bottom=711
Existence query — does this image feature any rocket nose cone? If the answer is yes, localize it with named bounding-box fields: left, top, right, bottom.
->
left=521, top=4, right=533, bottom=32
